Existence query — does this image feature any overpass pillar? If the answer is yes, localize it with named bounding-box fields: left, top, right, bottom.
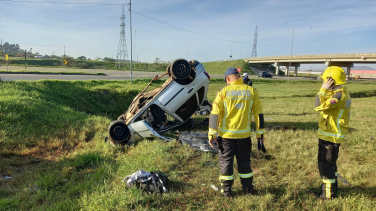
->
left=274, top=62, right=279, bottom=76
left=285, top=66, right=289, bottom=77
left=294, top=64, right=299, bottom=77
left=346, top=65, right=352, bottom=81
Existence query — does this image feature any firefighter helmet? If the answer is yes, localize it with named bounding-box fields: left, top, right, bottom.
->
left=320, top=66, right=346, bottom=85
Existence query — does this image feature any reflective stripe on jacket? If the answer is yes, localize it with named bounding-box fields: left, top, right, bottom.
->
left=315, top=86, right=351, bottom=143
left=209, top=78, right=265, bottom=139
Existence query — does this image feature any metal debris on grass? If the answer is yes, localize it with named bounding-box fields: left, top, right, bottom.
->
left=28, top=185, right=38, bottom=193
left=210, top=184, right=219, bottom=191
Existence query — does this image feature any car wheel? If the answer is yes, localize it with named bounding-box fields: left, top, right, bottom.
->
left=108, top=120, right=130, bottom=144
left=166, top=64, right=172, bottom=76
left=171, top=59, right=191, bottom=80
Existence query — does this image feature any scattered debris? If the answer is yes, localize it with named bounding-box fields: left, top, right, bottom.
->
left=210, top=184, right=219, bottom=191
left=28, top=185, right=38, bottom=193
left=337, top=173, right=352, bottom=186
left=123, top=169, right=169, bottom=195
left=179, top=132, right=218, bottom=153
left=0, top=176, right=12, bottom=182
left=195, top=106, right=211, bottom=116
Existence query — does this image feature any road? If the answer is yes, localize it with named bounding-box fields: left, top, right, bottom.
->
left=0, top=66, right=318, bottom=81
left=0, top=66, right=167, bottom=81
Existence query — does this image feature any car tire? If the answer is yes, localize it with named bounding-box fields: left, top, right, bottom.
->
left=171, top=59, right=191, bottom=80
left=108, top=120, right=130, bottom=144
left=166, top=64, right=172, bottom=76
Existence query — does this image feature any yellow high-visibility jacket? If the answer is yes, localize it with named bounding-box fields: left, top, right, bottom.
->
left=208, top=78, right=265, bottom=139
left=315, top=86, right=351, bottom=143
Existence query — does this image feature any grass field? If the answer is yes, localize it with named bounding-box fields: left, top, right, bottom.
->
left=2, top=58, right=254, bottom=75
left=0, top=78, right=376, bottom=210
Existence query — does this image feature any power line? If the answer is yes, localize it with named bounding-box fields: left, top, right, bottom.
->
left=1, top=0, right=119, bottom=20
left=0, top=15, right=101, bottom=32
left=0, top=0, right=123, bottom=5
left=0, top=8, right=115, bottom=27
left=132, top=9, right=248, bottom=45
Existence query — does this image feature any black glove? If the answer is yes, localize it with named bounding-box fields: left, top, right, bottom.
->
left=257, top=138, right=266, bottom=153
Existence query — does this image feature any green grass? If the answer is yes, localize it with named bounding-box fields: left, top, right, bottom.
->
left=1, top=78, right=376, bottom=210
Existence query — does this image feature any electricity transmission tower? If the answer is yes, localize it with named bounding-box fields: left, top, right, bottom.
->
left=251, top=25, right=258, bottom=58
left=116, top=5, right=129, bottom=69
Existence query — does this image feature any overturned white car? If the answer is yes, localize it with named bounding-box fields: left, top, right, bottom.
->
left=107, top=59, right=211, bottom=145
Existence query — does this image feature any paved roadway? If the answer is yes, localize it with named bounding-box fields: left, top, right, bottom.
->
left=0, top=66, right=318, bottom=81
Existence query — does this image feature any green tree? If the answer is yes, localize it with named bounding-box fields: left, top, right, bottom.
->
left=154, top=58, right=161, bottom=64
left=77, top=56, right=87, bottom=60
left=103, top=57, right=115, bottom=62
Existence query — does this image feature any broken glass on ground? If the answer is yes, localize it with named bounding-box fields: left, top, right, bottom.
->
left=179, top=131, right=218, bottom=153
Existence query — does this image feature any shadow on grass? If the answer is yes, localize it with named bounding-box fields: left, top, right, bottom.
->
left=338, top=186, right=376, bottom=198
left=265, top=121, right=317, bottom=131
left=168, top=180, right=194, bottom=193
left=262, top=121, right=357, bottom=132
left=20, top=80, right=140, bottom=118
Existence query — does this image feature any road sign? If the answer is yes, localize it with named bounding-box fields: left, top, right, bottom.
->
left=6, top=54, right=9, bottom=71
left=64, top=60, right=67, bottom=65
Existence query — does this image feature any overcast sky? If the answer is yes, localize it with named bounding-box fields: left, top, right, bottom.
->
left=1, top=0, right=376, bottom=69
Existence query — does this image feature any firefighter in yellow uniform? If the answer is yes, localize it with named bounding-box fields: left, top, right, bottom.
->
left=208, top=67, right=265, bottom=197
left=315, top=66, right=351, bottom=199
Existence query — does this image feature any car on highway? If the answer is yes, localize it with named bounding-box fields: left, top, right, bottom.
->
left=258, top=71, right=273, bottom=78
left=106, top=58, right=211, bottom=145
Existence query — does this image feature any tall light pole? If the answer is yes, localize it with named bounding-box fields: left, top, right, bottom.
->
left=129, top=0, right=133, bottom=83
left=134, top=29, right=136, bottom=65
left=230, top=41, right=233, bottom=60
left=230, top=36, right=236, bottom=60
left=286, top=21, right=294, bottom=81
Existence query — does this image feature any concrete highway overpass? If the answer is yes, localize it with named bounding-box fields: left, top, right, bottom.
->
left=245, top=53, right=376, bottom=77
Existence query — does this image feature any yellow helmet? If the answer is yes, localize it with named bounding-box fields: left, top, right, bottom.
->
left=320, top=66, right=346, bottom=85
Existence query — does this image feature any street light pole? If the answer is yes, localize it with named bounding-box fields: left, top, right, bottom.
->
left=230, top=41, right=233, bottom=60
left=286, top=21, right=294, bottom=81
left=129, top=0, right=133, bottom=83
